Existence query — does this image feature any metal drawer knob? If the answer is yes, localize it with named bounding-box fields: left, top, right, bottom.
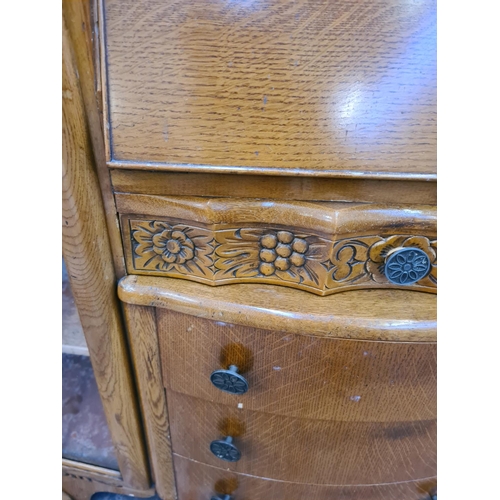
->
left=210, top=436, right=241, bottom=462
left=210, top=365, right=249, bottom=395
left=211, top=496, right=233, bottom=500
left=384, top=247, right=431, bottom=285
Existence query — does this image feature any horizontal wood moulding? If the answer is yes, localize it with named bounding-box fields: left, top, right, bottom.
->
left=158, top=310, right=436, bottom=422
left=101, top=0, right=436, bottom=178
left=117, top=196, right=437, bottom=295
left=174, top=455, right=437, bottom=500
left=118, top=276, right=436, bottom=342
left=111, top=170, right=437, bottom=205
left=167, top=391, right=436, bottom=485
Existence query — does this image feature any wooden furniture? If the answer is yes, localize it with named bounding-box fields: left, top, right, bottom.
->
left=63, top=0, right=436, bottom=498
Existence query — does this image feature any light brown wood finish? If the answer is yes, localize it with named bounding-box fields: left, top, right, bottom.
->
left=158, top=310, right=436, bottom=422
left=118, top=276, right=436, bottom=342
left=123, top=304, right=176, bottom=500
left=167, top=391, right=436, bottom=484
left=62, top=460, right=155, bottom=500
left=63, top=0, right=126, bottom=277
left=174, top=456, right=437, bottom=500
left=102, top=0, right=436, bottom=178
left=63, top=19, right=150, bottom=489
left=111, top=170, right=437, bottom=205
left=116, top=195, right=437, bottom=294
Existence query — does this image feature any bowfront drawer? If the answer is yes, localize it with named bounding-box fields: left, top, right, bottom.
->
left=167, top=392, right=436, bottom=485
left=173, top=455, right=437, bottom=500
left=116, top=195, right=437, bottom=296
left=158, top=310, right=437, bottom=422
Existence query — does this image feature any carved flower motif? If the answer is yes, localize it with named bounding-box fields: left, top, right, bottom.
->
left=258, top=230, right=309, bottom=276
left=367, top=235, right=436, bottom=284
left=152, top=229, right=194, bottom=264
left=130, top=220, right=214, bottom=278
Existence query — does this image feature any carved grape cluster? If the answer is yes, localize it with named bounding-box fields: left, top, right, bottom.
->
left=258, top=231, right=309, bottom=276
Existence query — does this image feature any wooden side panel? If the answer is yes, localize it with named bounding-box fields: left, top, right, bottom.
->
left=123, top=304, right=176, bottom=500
left=174, top=456, right=437, bottom=500
left=62, top=460, right=155, bottom=500
left=63, top=0, right=126, bottom=277
left=157, top=310, right=437, bottom=422
left=62, top=19, right=150, bottom=489
left=167, top=391, right=436, bottom=485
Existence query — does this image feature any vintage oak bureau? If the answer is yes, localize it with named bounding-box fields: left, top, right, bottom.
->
left=62, top=0, right=437, bottom=498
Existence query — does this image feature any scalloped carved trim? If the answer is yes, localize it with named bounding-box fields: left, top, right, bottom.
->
left=122, top=216, right=437, bottom=295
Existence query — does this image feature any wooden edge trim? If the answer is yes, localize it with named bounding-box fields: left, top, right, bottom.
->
left=97, top=0, right=112, bottom=162
left=63, top=20, right=150, bottom=489
left=114, top=194, right=437, bottom=235
left=110, top=170, right=437, bottom=205
left=123, top=304, right=176, bottom=500
left=118, top=276, right=437, bottom=343
left=62, top=459, right=155, bottom=499
left=108, top=159, right=437, bottom=181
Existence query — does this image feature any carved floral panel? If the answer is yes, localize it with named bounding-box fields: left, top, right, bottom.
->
left=129, top=220, right=214, bottom=280
left=123, top=217, right=437, bottom=295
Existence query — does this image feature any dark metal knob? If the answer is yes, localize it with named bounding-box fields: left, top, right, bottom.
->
left=384, top=247, right=431, bottom=285
left=209, top=436, right=241, bottom=462
left=211, top=495, right=233, bottom=500
left=210, top=365, right=249, bottom=395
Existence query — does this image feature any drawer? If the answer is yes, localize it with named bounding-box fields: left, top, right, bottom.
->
left=117, top=196, right=437, bottom=295
left=173, top=455, right=437, bottom=500
left=166, top=391, right=436, bottom=485
left=158, top=310, right=437, bottom=422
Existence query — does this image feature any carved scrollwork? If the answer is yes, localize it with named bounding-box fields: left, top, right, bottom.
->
left=324, top=235, right=437, bottom=290
left=130, top=220, right=214, bottom=279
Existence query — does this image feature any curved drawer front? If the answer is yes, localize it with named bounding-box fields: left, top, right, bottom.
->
left=167, top=391, right=436, bottom=485
left=158, top=310, right=437, bottom=422
left=174, top=456, right=437, bottom=500
left=118, top=196, right=437, bottom=295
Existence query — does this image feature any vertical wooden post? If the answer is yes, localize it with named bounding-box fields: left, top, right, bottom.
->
left=63, top=15, right=150, bottom=490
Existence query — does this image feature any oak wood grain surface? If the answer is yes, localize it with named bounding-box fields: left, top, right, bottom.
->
left=111, top=170, right=437, bottom=205
left=63, top=18, right=150, bottom=489
left=64, top=0, right=126, bottom=277
left=167, top=391, right=436, bottom=484
left=173, top=455, right=437, bottom=500
left=115, top=195, right=436, bottom=235
left=123, top=304, right=176, bottom=500
left=101, top=0, right=436, bottom=178
left=157, top=310, right=436, bottom=422
left=118, top=275, right=437, bottom=342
